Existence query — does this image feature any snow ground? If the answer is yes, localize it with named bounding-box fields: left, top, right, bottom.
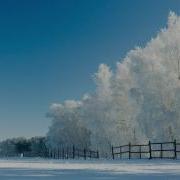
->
left=0, top=158, right=179, bottom=179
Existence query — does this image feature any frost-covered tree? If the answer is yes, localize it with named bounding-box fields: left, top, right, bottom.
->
left=46, top=101, right=91, bottom=149
left=47, top=12, right=180, bottom=155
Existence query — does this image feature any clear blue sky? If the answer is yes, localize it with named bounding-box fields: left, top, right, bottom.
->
left=0, top=0, right=179, bottom=140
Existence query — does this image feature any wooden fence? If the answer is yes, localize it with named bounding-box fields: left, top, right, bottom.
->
left=112, top=140, right=180, bottom=159
left=45, top=146, right=99, bottom=160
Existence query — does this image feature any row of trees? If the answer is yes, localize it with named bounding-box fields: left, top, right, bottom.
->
left=46, top=12, right=180, bottom=156
left=0, top=137, right=47, bottom=157
left=2, top=12, right=180, bottom=158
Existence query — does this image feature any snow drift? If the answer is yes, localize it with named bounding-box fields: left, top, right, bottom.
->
left=47, top=12, right=180, bottom=155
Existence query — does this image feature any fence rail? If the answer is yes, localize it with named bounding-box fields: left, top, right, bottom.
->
left=112, top=140, right=179, bottom=160
left=45, top=146, right=99, bottom=160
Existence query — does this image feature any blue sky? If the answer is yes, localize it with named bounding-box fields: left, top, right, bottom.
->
left=0, top=0, right=180, bottom=139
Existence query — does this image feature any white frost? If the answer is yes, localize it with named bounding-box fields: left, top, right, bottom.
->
left=47, top=12, right=180, bottom=154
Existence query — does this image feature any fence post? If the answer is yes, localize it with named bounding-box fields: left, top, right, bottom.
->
left=77, top=149, right=79, bottom=158
left=160, top=143, right=163, bottom=159
left=129, top=143, right=131, bottom=159
left=50, top=149, right=52, bottom=158
left=47, top=148, right=49, bottom=158
left=60, top=148, right=62, bottom=159
left=112, top=146, right=114, bottom=160
left=66, top=147, right=69, bottom=159
left=57, top=148, right=59, bottom=159
left=53, top=149, right=54, bottom=159
left=49, top=150, right=51, bottom=158
left=149, top=141, right=152, bottom=159
left=61, top=147, right=63, bottom=159
left=139, top=146, right=141, bottom=159
left=174, top=139, right=177, bottom=159
left=120, top=146, right=122, bottom=159
left=62, top=148, right=65, bottom=159
left=53, top=149, right=55, bottom=159
left=89, top=151, right=91, bottom=159
left=97, top=150, right=99, bottom=159
left=84, top=148, right=86, bottom=160
left=73, top=145, right=75, bottom=159
left=54, top=149, right=56, bottom=159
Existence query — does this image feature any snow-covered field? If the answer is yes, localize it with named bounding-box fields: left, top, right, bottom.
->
left=0, top=159, right=180, bottom=179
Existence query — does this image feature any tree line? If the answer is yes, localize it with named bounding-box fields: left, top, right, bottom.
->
left=0, top=137, right=47, bottom=157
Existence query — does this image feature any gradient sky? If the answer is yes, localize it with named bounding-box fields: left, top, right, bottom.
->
left=0, top=0, right=180, bottom=140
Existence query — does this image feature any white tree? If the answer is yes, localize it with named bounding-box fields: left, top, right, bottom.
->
left=47, top=12, right=180, bottom=155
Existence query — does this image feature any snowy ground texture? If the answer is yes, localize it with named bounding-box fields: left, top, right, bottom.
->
left=0, top=158, right=180, bottom=179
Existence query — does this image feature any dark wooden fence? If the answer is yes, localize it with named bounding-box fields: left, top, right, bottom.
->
left=112, top=140, right=180, bottom=160
left=45, top=145, right=99, bottom=160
